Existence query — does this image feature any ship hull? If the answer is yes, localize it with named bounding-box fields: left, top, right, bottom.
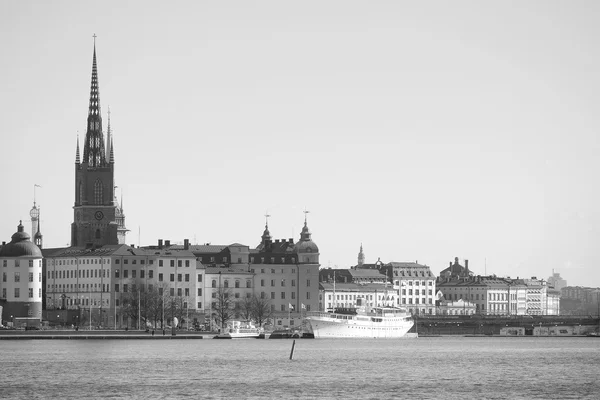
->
left=305, top=314, right=414, bottom=339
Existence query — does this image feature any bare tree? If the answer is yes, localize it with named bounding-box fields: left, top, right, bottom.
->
left=250, top=294, right=273, bottom=328
left=237, top=295, right=254, bottom=321
left=211, top=286, right=235, bottom=331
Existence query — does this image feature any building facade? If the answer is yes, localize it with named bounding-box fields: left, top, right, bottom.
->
left=0, top=222, right=44, bottom=326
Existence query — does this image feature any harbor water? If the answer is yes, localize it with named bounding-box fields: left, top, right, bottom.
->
left=2, top=337, right=599, bottom=399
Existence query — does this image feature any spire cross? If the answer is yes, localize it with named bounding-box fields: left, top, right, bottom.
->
left=264, top=212, right=271, bottom=227
left=303, top=208, right=310, bottom=223
left=93, top=33, right=97, bottom=45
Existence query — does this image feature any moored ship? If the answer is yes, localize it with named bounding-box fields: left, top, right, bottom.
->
left=305, top=306, right=414, bottom=338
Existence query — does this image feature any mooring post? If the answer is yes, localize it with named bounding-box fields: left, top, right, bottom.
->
left=289, top=339, right=296, bottom=360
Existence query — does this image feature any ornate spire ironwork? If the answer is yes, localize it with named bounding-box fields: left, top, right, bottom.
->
left=82, top=36, right=106, bottom=168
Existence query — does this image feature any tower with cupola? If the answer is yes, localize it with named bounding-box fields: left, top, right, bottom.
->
left=71, top=38, right=123, bottom=247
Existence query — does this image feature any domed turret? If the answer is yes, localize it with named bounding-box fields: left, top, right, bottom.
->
left=294, top=213, right=319, bottom=263
left=0, top=221, right=42, bottom=257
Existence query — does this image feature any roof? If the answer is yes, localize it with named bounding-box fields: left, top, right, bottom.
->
left=348, top=269, right=385, bottom=278
left=45, top=244, right=195, bottom=258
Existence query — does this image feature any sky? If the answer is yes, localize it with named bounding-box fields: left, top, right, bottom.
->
left=1, top=1, right=599, bottom=287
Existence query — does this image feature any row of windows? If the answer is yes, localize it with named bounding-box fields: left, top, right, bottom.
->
left=50, top=269, right=109, bottom=280
left=402, top=289, right=433, bottom=296
left=48, top=283, right=108, bottom=292
left=260, top=279, right=296, bottom=287
left=251, top=268, right=297, bottom=274
left=402, top=298, right=433, bottom=305
left=155, top=259, right=191, bottom=267
left=55, top=259, right=109, bottom=266
left=157, top=273, right=191, bottom=282
left=210, top=280, right=252, bottom=288
left=2, top=287, right=41, bottom=298
left=2, top=272, right=41, bottom=283
left=2, top=260, right=41, bottom=268
left=250, top=257, right=296, bottom=264
left=211, top=292, right=252, bottom=299
left=260, top=291, right=311, bottom=300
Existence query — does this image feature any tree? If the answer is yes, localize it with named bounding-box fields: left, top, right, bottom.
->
left=211, top=286, right=235, bottom=331
left=236, top=295, right=254, bottom=321
left=250, top=294, right=273, bottom=328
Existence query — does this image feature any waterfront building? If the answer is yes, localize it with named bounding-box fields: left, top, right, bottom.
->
left=249, top=217, right=320, bottom=327
left=560, top=286, right=599, bottom=315
left=0, top=222, right=44, bottom=326
left=384, top=262, right=436, bottom=315
left=320, top=267, right=388, bottom=285
left=318, top=282, right=398, bottom=312
left=44, top=244, right=197, bottom=328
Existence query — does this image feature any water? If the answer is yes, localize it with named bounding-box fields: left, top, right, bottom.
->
left=1, top=337, right=599, bottom=399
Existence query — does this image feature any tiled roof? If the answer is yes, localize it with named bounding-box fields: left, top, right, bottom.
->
left=319, top=282, right=394, bottom=292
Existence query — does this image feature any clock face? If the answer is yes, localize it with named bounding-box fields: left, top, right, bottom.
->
left=30, top=208, right=39, bottom=219
left=94, top=211, right=104, bottom=220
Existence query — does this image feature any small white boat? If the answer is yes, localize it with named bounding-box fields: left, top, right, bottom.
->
left=214, top=321, right=263, bottom=339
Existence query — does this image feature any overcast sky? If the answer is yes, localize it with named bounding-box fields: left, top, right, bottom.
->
left=1, top=1, right=598, bottom=287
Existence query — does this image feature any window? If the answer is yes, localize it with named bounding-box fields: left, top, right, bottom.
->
left=197, top=274, right=202, bottom=282
left=29, top=288, right=33, bottom=298
left=132, top=270, right=137, bottom=278
left=235, top=280, right=240, bottom=288
left=177, top=288, right=182, bottom=296
left=261, top=279, right=265, bottom=287
left=124, top=270, right=128, bottom=278
left=124, top=259, right=128, bottom=265
left=197, top=288, right=202, bottom=296
left=29, top=272, right=33, bottom=282
left=14, top=272, right=20, bottom=282
left=281, top=305, right=285, bottom=311
left=15, top=288, right=20, bottom=298
left=291, top=292, right=295, bottom=299
left=178, top=260, right=182, bottom=267
left=212, top=280, right=217, bottom=288
left=281, top=292, right=285, bottom=299
left=170, top=274, right=174, bottom=282
left=291, top=279, right=296, bottom=287
left=306, top=292, right=310, bottom=300
left=235, top=293, right=240, bottom=298
left=29, top=260, right=33, bottom=267
left=177, top=274, right=182, bottom=282
left=158, top=273, right=163, bottom=282
left=281, top=279, right=286, bottom=287
left=159, top=260, right=163, bottom=267
left=212, top=292, right=217, bottom=299
left=2, top=272, right=5, bottom=282
left=149, top=270, right=153, bottom=279
left=307, top=280, right=310, bottom=287
left=132, top=259, right=137, bottom=265
left=271, top=268, right=275, bottom=273
left=159, top=288, right=163, bottom=296
left=271, top=280, right=275, bottom=287
left=246, top=280, right=251, bottom=288
left=261, top=292, right=265, bottom=299
left=185, top=260, right=190, bottom=267
left=2, top=260, right=6, bottom=267
left=271, top=292, right=275, bottom=299
left=224, top=280, right=229, bottom=288
left=197, top=302, right=202, bottom=309
left=170, top=288, right=175, bottom=296
left=94, top=179, right=103, bottom=204
left=185, top=274, right=189, bottom=282
left=170, top=260, right=175, bottom=267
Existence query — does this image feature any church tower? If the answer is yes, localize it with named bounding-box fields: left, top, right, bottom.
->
left=357, top=243, right=365, bottom=267
left=71, top=39, right=119, bottom=247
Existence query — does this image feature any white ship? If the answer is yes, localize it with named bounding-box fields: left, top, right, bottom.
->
left=305, top=306, right=414, bottom=338
left=214, top=321, right=263, bottom=339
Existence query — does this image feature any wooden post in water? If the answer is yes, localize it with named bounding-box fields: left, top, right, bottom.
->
left=289, top=339, right=296, bottom=360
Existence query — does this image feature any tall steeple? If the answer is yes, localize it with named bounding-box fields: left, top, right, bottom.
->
left=75, top=135, right=81, bottom=164
left=106, top=106, right=112, bottom=161
left=357, top=243, right=365, bottom=267
left=71, top=36, right=118, bottom=248
left=82, top=36, right=107, bottom=168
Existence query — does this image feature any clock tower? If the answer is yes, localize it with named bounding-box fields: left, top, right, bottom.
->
left=71, top=39, right=120, bottom=247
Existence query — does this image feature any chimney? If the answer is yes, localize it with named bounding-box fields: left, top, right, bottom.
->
left=449, top=262, right=452, bottom=268
left=165, top=240, right=170, bottom=247
left=289, top=238, right=293, bottom=243
left=184, top=239, right=189, bottom=250
left=130, top=244, right=135, bottom=248
left=465, top=259, right=469, bottom=270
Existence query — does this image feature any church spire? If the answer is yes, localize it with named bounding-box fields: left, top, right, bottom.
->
left=82, top=35, right=106, bottom=168
left=75, top=135, right=80, bottom=164
left=106, top=106, right=112, bottom=161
